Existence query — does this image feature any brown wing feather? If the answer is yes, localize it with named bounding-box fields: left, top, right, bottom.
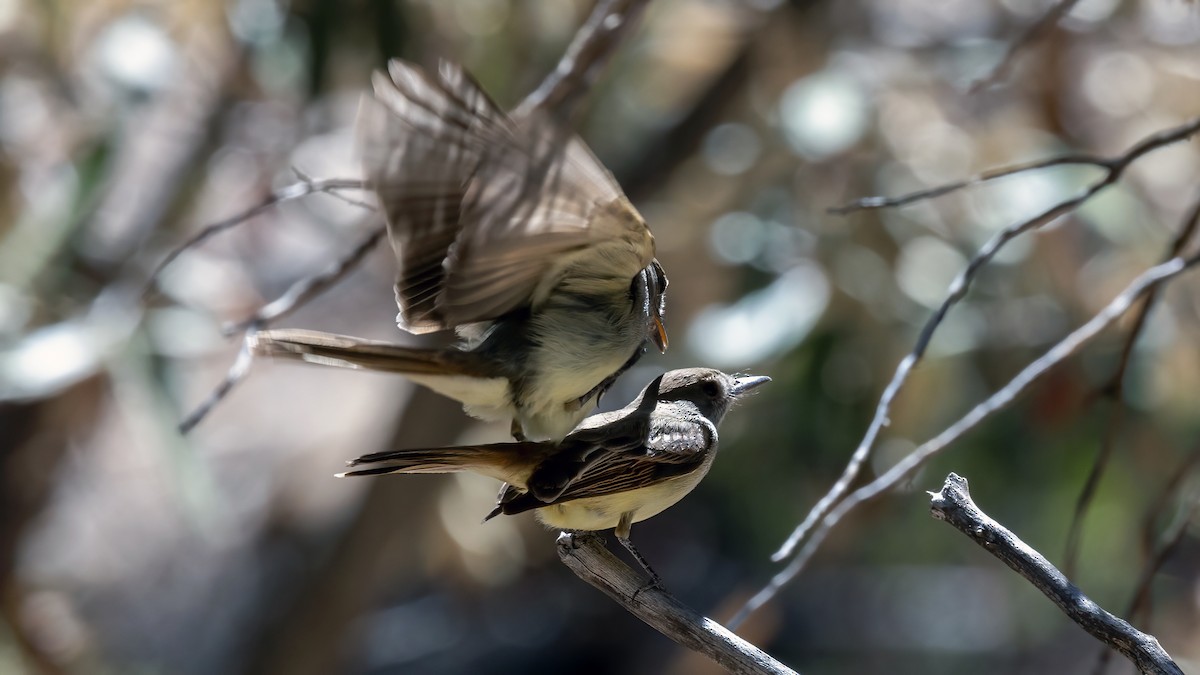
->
left=359, top=59, right=652, bottom=333
left=492, top=412, right=710, bottom=516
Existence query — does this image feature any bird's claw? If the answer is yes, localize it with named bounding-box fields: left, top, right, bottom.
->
left=631, top=575, right=663, bottom=602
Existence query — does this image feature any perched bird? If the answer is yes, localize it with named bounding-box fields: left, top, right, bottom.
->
left=253, top=59, right=668, bottom=442
left=339, top=368, right=770, bottom=584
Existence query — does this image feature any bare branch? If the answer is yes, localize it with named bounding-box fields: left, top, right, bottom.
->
left=1088, top=445, right=1200, bottom=672
left=514, top=0, right=650, bottom=119
left=1129, top=444, right=1200, bottom=625
left=556, top=533, right=796, bottom=675
left=970, top=0, right=1082, bottom=92
left=223, top=224, right=386, bottom=334
left=929, top=474, right=1183, bottom=675
left=142, top=176, right=369, bottom=300
left=831, top=117, right=1200, bottom=214
left=773, top=116, right=1200, bottom=565
left=178, top=328, right=257, bottom=434
left=830, top=153, right=1104, bottom=214
left=1064, top=192, right=1200, bottom=574
left=179, top=224, right=386, bottom=433
left=733, top=255, right=1200, bottom=628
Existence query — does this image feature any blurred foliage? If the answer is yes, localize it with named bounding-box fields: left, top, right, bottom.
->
left=1, top=0, right=1199, bottom=673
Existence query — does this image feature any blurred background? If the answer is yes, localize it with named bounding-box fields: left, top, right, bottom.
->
left=2, top=0, right=1199, bottom=673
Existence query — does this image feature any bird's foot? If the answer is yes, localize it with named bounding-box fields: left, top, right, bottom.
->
left=631, top=575, right=664, bottom=602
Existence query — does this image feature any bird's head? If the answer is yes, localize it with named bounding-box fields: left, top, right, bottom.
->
left=649, top=367, right=771, bottom=425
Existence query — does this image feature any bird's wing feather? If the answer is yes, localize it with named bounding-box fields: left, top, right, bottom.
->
left=494, top=411, right=709, bottom=516
left=492, top=449, right=707, bottom=517
left=359, top=59, right=653, bottom=333
left=523, top=375, right=664, bottom=501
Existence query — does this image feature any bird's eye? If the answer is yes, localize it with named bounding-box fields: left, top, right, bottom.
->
left=701, top=381, right=720, bottom=398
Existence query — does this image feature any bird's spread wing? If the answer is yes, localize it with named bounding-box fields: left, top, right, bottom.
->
left=359, top=60, right=654, bottom=334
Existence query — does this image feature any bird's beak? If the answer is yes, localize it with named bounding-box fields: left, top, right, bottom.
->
left=651, top=315, right=669, bottom=354
left=730, top=375, right=771, bottom=396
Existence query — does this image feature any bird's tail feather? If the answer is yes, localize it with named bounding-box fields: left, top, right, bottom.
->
left=339, top=442, right=551, bottom=484
left=251, top=329, right=483, bottom=376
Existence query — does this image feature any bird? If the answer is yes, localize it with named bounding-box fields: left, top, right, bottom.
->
left=338, top=368, right=770, bottom=585
left=251, top=59, right=668, bottom=442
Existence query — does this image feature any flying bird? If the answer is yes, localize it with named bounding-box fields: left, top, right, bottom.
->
left=253, top=59, right=668, bottom=441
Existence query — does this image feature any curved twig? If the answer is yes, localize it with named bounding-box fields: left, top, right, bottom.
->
left=514, top=0, right=650, bottom=119
left=969, top=0, right=1082, bottom=93
left=773, top=116, right=1200, bottom=566
left=733, top=254, right=1200, bottom=628
left=179, top=224, right=386, bottom=432
left=1064, top=191, right=1200, bottom=574
left=143, top=176, right=369, bottom=300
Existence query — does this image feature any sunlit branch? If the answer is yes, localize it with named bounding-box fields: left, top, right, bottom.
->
left=224, top=225, right=386, bottom=334
left=178, top=327, right=257, bottom=434
left=929, top=474, right=1183, bottom=675
left=830, top=153, right=1101, bottom=214
left=831, top=117, right=1200, bottom=215
left=514, top=0, right=650, bottom=119
left=1064, top=192, right=1200, bottom=574
left=774, top=116, right=1200, bottom=566
left=557, top=533, right=796, bottom=675
left=731, top=255, right=1200, bottom=628
left=179, top=225, right=386, bottom=432
left=143, top=176, right=369, bottom=300
left=970, top=0, right=1082, bottom=92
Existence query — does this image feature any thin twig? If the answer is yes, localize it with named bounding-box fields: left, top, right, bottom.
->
left=143, top=176, right=369, bottom=300
left=830, top=153, right=1104, bottom=214
left=773, top=116, right=1200, bottom=565
left=970, top=0, right=1082, bottom=93
left=223, top=224, right=386, bottom=334
left=731, top=255, right=1200, bottom=628
left=178, top=326, right=258, bottom=434
left=556, top=533, right=796, bottom=675
left=1064, top=193, right=1200, bottom=575
left=514, top=0, right=650, bottom=119
left=1091, top=444, right=1200, bottom=674
left=1130, top=445, right=1200, bottom=625
left=929, top=474, right=1183, bottom=675
left=179, top=224, right=386, bottom=432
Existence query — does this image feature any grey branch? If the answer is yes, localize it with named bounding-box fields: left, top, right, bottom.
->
left=830, top=116, right=1200, bottom=214
left=556, top=533, right=796, bottom=675
left=732, top=254, right=1200, bottom=628
left=515, top=0, right=649, bottom=118
left=773, top=115, right=1200, bottom=566
left=177, top=224, right=387, bottom=433
left=969, top=0, right=1082, bottom=93
left=1064, top=191, right=1200, bottom=575
left=143, top=176, right=370, bottom=299
left=929, top=474, right=1183, bottom=675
